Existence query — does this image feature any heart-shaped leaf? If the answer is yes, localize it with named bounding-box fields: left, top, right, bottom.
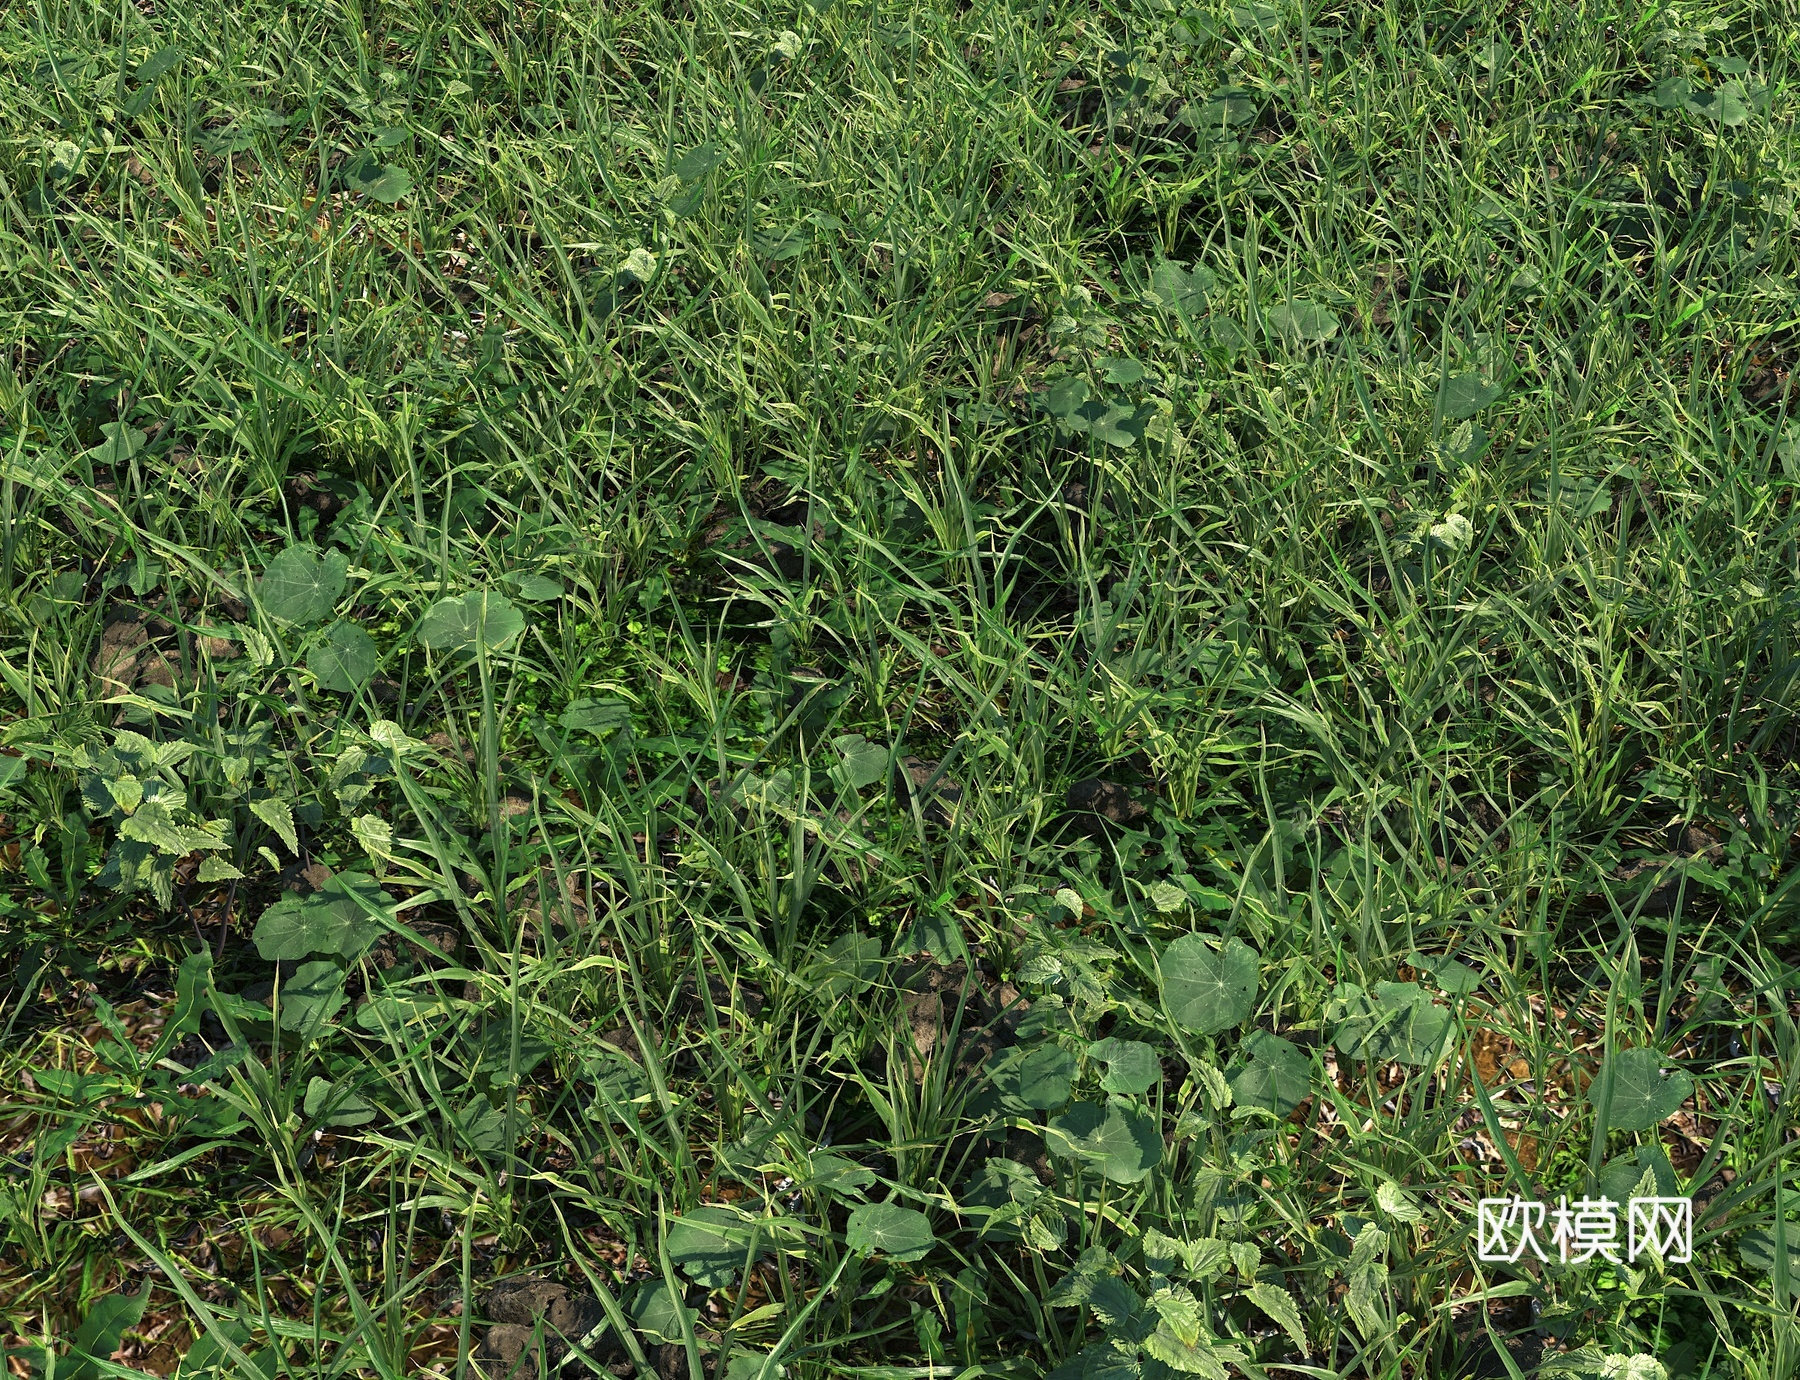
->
left=1161, top=934, right=1259, bottom=1034
left=308, top=620, right=377, bottom=692
left=831, top=733, right=890, bottom=791
left=86, top=422, right=146, bottom=466
left=1227, top=1030, right=1311, bottom=1115
left=1046, top=1099, right=1163, bottom=1183
left=416, top=590, right=525, bottom=654
left=1088, top=1037, right=1160, bottom=1095
left=845, top=1201, right=936, bottom=1261
left=258, top=544, right=348, bottom=625
left=1591, top=1047, right=1694, bottom=1132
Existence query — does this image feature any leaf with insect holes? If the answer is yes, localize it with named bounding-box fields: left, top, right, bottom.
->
left=1088, top=1037, right=1160, bottom=1095
left=845, top=1201, right=936, bottom=1261
left=344, top=153, right=412, bottom=203
left=1160, top=934, right=1258, bottom=1034
left=252, top=871, right=391, bottom=960
left=1046, top=1099, right=1163, bottom=1183
left=304, top=1076, right=376, bottom=1127
left=619, top=247, right=658, bottom=282
left=277, top=960, right=346, bottom=1032
left=251, top=796, right=298, bottom=854
left=1268, top=299, right=1340, bottom=345
left=1227, top=1030, right=1311, bottom=1116
left=308, top=620, right=377, bottom=692
left=1438, top=372, right=1503, bottom=419
left=258, top=545, right=348, bottom=625
left=1591, top=1048, right=1694, bottom=1132
left=416, top=590, right=525, bottom=653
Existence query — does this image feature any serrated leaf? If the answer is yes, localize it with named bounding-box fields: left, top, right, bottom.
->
left=1143, top=1327, right=1229, bottom=1378
left=119, top=802, right=228, bottom=855
left=196, top=855, right=243, bottom=882
left=1088, top=1037, right=1160, bottom=1094
left=416, top=590, right=525, bottom=654
left=1246, top=1281, right=1307, bottom=1357
left=1345, top=1223, right=1390, bottom=1339
left=1591, top=1047, right=1694, bottom=1132
left=308, top=620, right=377, bottom=692
left=1375, top=1179, right=1422, bottom=1223
left=257, top=545, right=348, bottom=625
left=251, top=796, right=299, bottom=854
left=845, top=1201, right=935, bottom=1261
left=1161, top=934, right=1258, bottom=1034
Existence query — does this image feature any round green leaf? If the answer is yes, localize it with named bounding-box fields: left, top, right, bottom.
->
left=1438, top=372, right=1504, bottom=420
left=304, top=1075, right=376, bottom=1127
left=845, top=1201, right=936, bottom=1261
left=308, top=620, right=377, bottom=692
left=416, top=590, right=525, bottom=654
left=1087, top=1037, right=1160, bottom=1095
left=1045, top=1099, right=1163, bottom=1183
left=1161, top=934, right=1259, bottom=1034
left=346, top=156, right=412, bottom=203
left=667, top=1206, right=754, bottom=1286
left=252, top=871, right=392, bottom=961
left=630, top=1279, right=696, bottom=1343
left=1227, top=1030, right=1312, bottom=1116
left=1591, top=1047, right=1694, bottom=1132
left=277, top=960, right=347, bottom=1032
left=1013, top=1044, right=1077, bottom=1109
left=258, top=545, right=348, bottom=625
left=1268, top=299, right=1340, bottom=344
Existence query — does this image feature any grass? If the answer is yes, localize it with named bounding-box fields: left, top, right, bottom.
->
left=0, top=0, right=1798, bottom=1375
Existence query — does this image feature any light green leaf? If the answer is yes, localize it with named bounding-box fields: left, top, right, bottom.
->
left=1591, top=1048, right=1693, bottom=1132
left=345, top=155, right=412, bottom=203
left=1267, top=299, right=1340, bottom=344
left=1438, top=372, right=1503, bottom=419
left=1329, top=982, right=1454, bottom=1067
left=1246, top=1281, right=1307, bottom=1357
left=250, top=796, right=298, bottom=854
left=1087, top=1037, right=1160, bottom=1095
left=831, top=733, right=889, bottom=791
left=1147, top=880, right=1187, bottom=912
left=304, top=1075, right=376, bottom=1127
left=86, top=422, right=146, bottom=466
left=1226, top=1030, right=1311, bottom=1116
left=845, top=1201, right=935, bottom=1261
left=308, top=620, right=377, bottom=692
left=416, top=590, right=525, bottom=654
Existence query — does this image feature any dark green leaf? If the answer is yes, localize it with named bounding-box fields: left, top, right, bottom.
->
left=1087, top=1037, right=1160, bottom=1095
left=278, top=960, right=347, bottom=1032
left=1045, top=1099, right=1163, bottom=1183
left=1161, top=934, right=1259, bottom=1034
left=345, top=155, right=412, bottom=203
left=667, top=1206, right=757, bottom=1286
left=258, top=544, right=348, bottom=625
left=1012, top=1044, right=1077, bottom=1109
left=252, top=871, right=392, bottom=961
left=1268, top=299, right=1340, bottom=344
left=416, top=590, right=525, bottom=653
left=308, top=620, right=377, bottom=692
left=64, top=1287, right=150, bottom=1380
left=304, top=1075, right=376, bottom=1127
left=1227, top=1030, right=1311, bottom=1116
left=1438, top=372, right=1503, bottom=419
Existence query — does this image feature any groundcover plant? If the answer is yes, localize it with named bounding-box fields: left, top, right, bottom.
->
left=1, top=0, right=1797, bottom=1376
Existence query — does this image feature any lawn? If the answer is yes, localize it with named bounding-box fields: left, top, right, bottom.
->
left=1, top=0, right=1797, bottom=1376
